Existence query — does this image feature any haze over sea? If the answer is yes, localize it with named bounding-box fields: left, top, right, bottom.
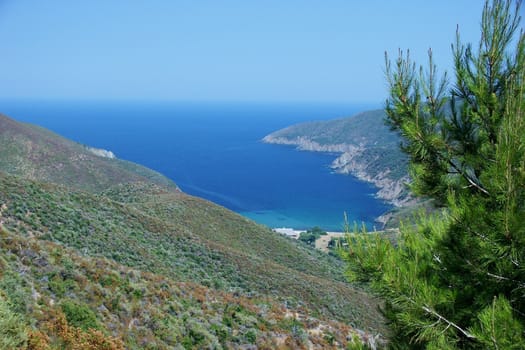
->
left=2, top=100, right=390, bottom=231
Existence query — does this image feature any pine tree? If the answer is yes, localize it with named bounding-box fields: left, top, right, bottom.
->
left=343, top=1, right=525, bottom=348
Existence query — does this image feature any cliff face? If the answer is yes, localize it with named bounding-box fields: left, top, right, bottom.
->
left=330, top=150, right=410, bottom=207
left=262, top=110, right=411, bottom=209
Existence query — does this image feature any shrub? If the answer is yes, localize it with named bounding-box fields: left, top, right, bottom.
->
left=61, top=300, right=100, bottom=331
left=0, top=297, right=27, bottom=350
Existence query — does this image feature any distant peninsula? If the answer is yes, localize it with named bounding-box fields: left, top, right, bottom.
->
left=263, top=109, right=411, bottom=209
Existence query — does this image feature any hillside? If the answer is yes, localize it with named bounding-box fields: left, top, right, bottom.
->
left=0, top=114, right=176, bottom=192
left=263, top=109, right=410, bottom=209
left=0, top=113, right=386, bottom=348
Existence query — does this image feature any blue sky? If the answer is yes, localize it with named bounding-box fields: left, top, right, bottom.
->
left=0, top=1, right=499, bottom=103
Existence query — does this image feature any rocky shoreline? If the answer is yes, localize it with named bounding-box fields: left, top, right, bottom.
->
left=262, top=134, right=410, bottom=210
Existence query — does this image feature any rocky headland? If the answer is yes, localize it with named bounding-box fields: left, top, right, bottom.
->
left=262, top=110, right=412, bottom=226
left=263, top=134, right=410, bottom=207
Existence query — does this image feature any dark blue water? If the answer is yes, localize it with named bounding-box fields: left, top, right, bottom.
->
left=0, top=100, right=390, bottom=231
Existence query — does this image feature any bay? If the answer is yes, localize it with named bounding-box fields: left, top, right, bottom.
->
left=1, top=100, right=390, bottom=231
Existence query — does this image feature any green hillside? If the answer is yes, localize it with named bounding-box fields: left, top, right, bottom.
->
left=266, top=110, right=398, bottom=147
left=0, top=113, right=386, bottom=348
left=0, top=114, right=176, bottom=193
left=0, top=210, right=379, bottom=349
left=263, top=109, right=410, bottom=208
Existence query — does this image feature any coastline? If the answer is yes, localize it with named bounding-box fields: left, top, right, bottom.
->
left=263, top=135, right=409, bottom=206
left=262, top=135, right=412, bottom=227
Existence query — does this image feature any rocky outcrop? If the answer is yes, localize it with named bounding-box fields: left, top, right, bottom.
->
left=86, top=146, right=116, bottom=159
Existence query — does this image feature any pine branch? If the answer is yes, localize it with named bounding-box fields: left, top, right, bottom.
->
left=421, top=305, right=477, bottom=340
left=445, top=158, right=490, bottom=195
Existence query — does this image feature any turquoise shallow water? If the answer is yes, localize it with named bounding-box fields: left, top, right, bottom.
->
left=1, top=100, right=390, bottom=231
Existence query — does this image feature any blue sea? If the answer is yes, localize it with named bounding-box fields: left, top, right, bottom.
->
left=1, top=100, right=390, bottom=231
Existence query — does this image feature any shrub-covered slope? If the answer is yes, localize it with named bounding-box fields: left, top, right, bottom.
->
left=0, top=114, right=176, bottom=192
left=0, top=220, right=382, bottom=349
left=0, top=114, right=387, bottom=348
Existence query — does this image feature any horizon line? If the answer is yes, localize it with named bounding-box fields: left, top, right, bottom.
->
left=0, top=96, right=385, bottom=106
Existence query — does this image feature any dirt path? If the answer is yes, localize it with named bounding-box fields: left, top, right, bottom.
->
left=315, top=232, right=345, bottom=252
